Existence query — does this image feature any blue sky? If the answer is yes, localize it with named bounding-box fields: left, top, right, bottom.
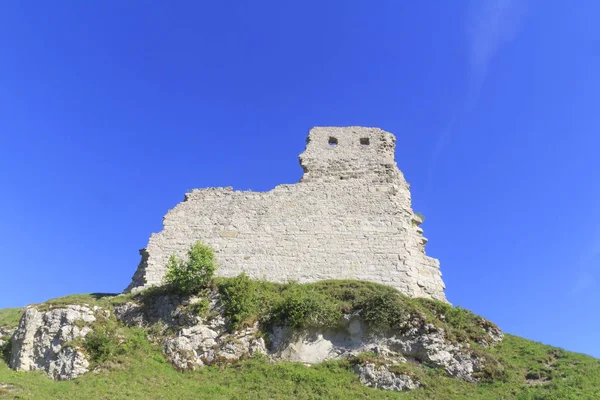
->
left=1, top=1, right=599, bottom=357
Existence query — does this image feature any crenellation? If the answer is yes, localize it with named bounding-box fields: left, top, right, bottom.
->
left=125, top=126, right=446, bottom=301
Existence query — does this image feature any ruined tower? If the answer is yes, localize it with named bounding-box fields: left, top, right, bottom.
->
left=126, top=127, right=446, bottom=301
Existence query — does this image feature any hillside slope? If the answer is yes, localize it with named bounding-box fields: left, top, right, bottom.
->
left=1, top=280, right=599, bottom=400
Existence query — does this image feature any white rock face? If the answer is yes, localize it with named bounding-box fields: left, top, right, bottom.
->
left=9, top=305, right=96, bottom=380
left=126, top=127, right=446, bottom=301
left=354, top=363, right=420, bottom=391
left=116, top=295, right=267, bottom=370
left=163, top=324, right=267, bottom=370
left=269, top=319, right=489, bottom=382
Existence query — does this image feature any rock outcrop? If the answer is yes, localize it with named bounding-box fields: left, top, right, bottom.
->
left=115, top=293, right=268, bottom=370
left=269, top=320, right=489, bottom=382
left=126, top=127, right=446, bottom=301
left=9, top=305, right=97, bottom=380
left=5, top=288, right=503, bottom=392
left=354, top=363, right=420, bottom=391
left=114, top=291, right=502, bottom=387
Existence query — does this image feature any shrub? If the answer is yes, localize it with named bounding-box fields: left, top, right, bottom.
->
left=165, top=241, right=217, bottom=295
left=271, top=284, right=341, bottom=329
left=219, top=273, right=260, bottom=330
left=83, top=323, right=122, bottom=364
left=83, top=318, right=149, bottom=366
left=359, top=291, right=417, bottom=333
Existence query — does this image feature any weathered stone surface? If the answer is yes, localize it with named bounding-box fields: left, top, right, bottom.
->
left=126, top=127, right=446, bottom=301
left=9, top=288, right=503, bottom=388
left=269, top=317, right=494, bottom=382
left=163, top=324, right=267, bottom=370
left=9, top=305, right=96, bottom=380
left=115, top=295, right=267, bottom=371
left=114, top=294, right=207, bottom=329
left=354, top=363, right=420, bottom=391
left=388, top=323, right=478, bottom=381
left=113, top=302, right=146, bottom=328
left=483, top=322, right=504, bottom=345
left=0, top=327, right=15, bottom=348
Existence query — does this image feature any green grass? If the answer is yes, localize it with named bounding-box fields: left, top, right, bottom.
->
left=0, top=309, right=24, bottom=330
left=33, top=293, right=134, bottom=311
left=1, top=279, right=599, bottom=399
left=0, top=333, right=598, bottom=399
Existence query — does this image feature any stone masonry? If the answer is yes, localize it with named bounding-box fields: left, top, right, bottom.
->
left=126, top=127, right=446, bottom=301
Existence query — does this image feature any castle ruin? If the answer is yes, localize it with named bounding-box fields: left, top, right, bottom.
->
left=126, top=127, right=446, bottom=301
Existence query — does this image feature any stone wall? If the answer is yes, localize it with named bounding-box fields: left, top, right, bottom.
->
left=126, top=127, right=446, bottom=301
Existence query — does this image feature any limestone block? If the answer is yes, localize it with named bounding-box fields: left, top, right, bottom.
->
left=9, top=305, right=96, bottom=380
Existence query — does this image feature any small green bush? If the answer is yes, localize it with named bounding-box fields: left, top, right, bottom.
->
left=219, top=273, right=260, bottom=330
left=165, top=241, right=217, bottom=295
left=271, top=284, right=341, bottom=329
left=83, top=324, right=122, bottom=364
left=359, top=291, right=418, bottom=333
left=83, top=318, right=149, bottom=366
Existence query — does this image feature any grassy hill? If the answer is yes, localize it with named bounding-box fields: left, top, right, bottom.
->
left=1, top=283, right=599, bottom=400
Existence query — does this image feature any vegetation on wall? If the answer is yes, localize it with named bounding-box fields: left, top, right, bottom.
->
left=165, top=241, right=217, bottom=294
